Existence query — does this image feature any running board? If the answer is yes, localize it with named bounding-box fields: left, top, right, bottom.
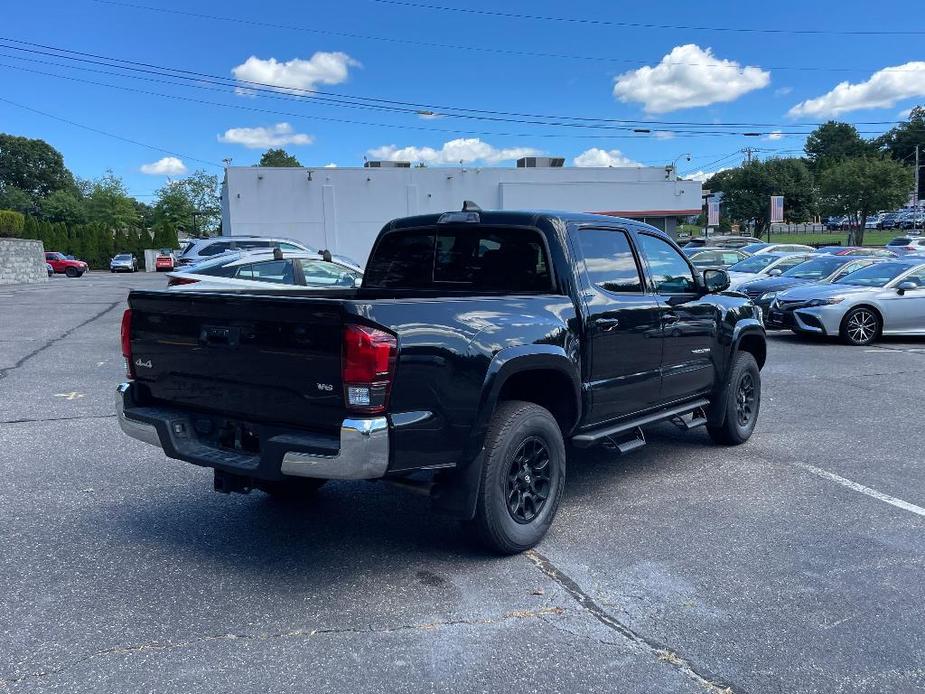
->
left=570, top=398, right=711, bottom=449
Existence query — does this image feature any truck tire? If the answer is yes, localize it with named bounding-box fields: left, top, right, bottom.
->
left=65, top=267, right=80, bottom=278
left=707, top=351, right=760, bottom=445
left=257, top=478, right=327, bottom=499
left=469, top=400, right=565, bottom=554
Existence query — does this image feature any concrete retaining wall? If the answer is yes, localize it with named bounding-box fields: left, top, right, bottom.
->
left=0, top=238, right=48, bottom=285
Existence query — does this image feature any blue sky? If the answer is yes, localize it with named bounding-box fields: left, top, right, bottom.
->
left=2, top=0, right=924, bottom=201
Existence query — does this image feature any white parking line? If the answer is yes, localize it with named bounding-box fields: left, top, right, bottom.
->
left=793, top=462, right=925, bottom=518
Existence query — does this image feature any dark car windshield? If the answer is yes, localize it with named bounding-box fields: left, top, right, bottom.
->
left=728, top=254, right=781, bottom=273
left=836, top=262, right=914, bottom=287
left=364, top=227, right=552, bottom=292
left=887, top=238, right=912, bottom=246
left=114, top=254, right=132, bottom=261
left=782, top=257, right=848, bottom=280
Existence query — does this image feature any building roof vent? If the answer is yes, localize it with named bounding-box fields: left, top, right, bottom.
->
left=364, top=160, right=411, bottom=168
left=516, top=156, right=565, bottom=168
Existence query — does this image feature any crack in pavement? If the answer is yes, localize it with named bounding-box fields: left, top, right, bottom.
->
left=0, top=301, right=122, bottom=383
left=526, top=550, right=742, bottom=694
left=0, top=607, right=565, bottom=687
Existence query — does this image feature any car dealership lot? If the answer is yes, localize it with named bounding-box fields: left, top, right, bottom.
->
left=1, top=273, right=923, bottom=693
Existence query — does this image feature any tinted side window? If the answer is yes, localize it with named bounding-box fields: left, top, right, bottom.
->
left=199, top=242, right=232, bottom=257
left=235, top=260, right=293, bottom=284
left=638, top=234, right=696, bottom=294
left=235, top=240, right=272, bottom=250
left=577, top=229, right=642, bottom=292
left=721, top=252, right=744, bottom=265
left=364, top=227, right=552, bottom=292
left=299, top=260, right=360, bottom=286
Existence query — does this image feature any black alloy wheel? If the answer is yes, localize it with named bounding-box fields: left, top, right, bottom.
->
left=505, top=437, right=552, bottom=524
left=735, top=372, right=756, bottom=427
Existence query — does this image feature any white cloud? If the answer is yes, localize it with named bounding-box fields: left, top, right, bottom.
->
left=231, top=52, right=360, bottom=94
left=766, top=130, right=784, bottom=141
left=774, top=86, right=793, bottom=97
left=898, top=108, right=913, bottom=119
left=218, top=123, right=314, bottom=149
left=613, top=44, right=770, bottom=113
left=788, top=62, right=925, bottom=117
left=653, top=131, right=675, bottom=140
left=140, top=156, right=187, bottom=175
left=367, top=138, right=541, bottom=165
left=685, top=167, right=731, bottom=183
left=573, top=148, right=641, bottom=167
left=324, top=162, right=337, bottom=168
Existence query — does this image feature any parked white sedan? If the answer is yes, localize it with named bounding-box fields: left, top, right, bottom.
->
left=166, top=250, right=363, bottom=290
left=725, top=252, right=816, bottom=291
left=769, top=258, right=925, bottom=345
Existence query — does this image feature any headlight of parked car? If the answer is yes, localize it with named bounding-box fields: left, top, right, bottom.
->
left=760, top=291, right=777, bottom=301
left=806, top=297, right=845, bottom=307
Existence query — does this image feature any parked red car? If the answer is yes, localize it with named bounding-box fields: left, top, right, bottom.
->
left=154, top=251, right=175, bottom=272
left=45, top=252, right=88, bottom=278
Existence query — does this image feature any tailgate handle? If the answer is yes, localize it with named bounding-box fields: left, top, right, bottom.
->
left=199, top=326, right=240, bottom=348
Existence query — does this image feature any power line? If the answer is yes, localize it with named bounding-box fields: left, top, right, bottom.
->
left=0, top=37, right=905, bottom=134
left=87, top=0, right=925, bottom=73
left=0, top=96, right=223, bottom=168
left=372, top=0, right=925, bottom=36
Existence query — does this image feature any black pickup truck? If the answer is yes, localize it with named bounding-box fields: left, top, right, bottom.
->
left=117, top=207, right=766, bottom=553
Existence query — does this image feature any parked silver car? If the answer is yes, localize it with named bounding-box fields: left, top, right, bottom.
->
left=176, top=236, right=315, bottom=267
left=769, top=258, right=925, bottom=345
left=109, top=253, right=138, bottom=272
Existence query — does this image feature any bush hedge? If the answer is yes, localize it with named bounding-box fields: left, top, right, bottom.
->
left=0, top=209, right=26, bottom=237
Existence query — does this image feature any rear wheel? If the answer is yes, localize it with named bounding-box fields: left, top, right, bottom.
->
left=840, top=307, right=880, bottom=346
left=468, top=400, right=565, bottom=554
left=707, top=352, right=760, bottom=445
left=257, top=478, right=327, bottom=499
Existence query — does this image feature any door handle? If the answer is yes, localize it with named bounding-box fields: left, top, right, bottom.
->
left=594, top=317, right=620, bottom=331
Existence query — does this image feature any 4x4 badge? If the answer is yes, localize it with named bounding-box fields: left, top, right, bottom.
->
left=135, top=358, right=153, bottom=369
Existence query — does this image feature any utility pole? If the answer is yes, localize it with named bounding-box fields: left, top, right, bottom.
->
left=741, top=147, right=759, bottom=164
left=915, top=145, right=921, bottom=231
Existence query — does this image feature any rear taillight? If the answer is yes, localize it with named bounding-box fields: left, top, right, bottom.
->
left=342, top=325, right=397, bottom=414
left=120, top=309, right=134, bottom=378
left=167, top=275, right=199, bottom=287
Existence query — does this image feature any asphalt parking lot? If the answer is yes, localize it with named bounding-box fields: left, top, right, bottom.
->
left=1, top=272, right=924, bottom=694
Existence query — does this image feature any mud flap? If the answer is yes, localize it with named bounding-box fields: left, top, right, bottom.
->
left=429, top=449, right=485, bottom=521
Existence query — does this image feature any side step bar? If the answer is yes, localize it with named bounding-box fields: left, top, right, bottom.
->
left=570, top=398, right=711, bottom=449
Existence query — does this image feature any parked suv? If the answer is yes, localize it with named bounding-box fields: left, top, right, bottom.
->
left=886, top=236, right=925, bottom=255
left=45, top=252, right=88, bottom=278
left=117, top=207, right=766, bottom=554
left=176, top=236, right=314, bottom=267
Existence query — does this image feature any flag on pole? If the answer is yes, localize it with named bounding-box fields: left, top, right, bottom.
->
left=770, top=196, right=784, bottom=223
left=707, top=200, right=720, bottom=227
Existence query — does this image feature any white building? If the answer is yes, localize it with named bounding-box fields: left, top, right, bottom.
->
left=221, top=159, right=701, bottom=264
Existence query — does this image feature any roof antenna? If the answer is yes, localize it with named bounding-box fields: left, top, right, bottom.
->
left=461, top=200, right=482, bottom=212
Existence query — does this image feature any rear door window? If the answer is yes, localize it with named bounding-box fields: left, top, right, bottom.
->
left=576, top=229, right=643, bottom=292
left=199, top=242, right=232, bottom=256
left=235, top=260, right=294, bottom=284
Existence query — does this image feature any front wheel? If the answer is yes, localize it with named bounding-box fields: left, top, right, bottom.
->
left=840, top=307, right=880, bottom=346
left=707, top=352, right=760, bottom=445
left=468, top=400, right=565, bottom=554
left=64, top=267, right=81, bottom=278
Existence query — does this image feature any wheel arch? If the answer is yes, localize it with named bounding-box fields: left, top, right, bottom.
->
left=841, top=303, right=884, bottom=334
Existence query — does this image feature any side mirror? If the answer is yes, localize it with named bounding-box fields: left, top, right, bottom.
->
left=767, top=268, right=783, bottom=277
left=897, top=280, right=918, bottom=295
left=702, top=268, right=730, bottom=293
left=354, top=276, right=363, bottom=288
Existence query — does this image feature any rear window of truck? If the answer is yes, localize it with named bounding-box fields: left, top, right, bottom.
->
left=364, top=227, right=552, bottom=291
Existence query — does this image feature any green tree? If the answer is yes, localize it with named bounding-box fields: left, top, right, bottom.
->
left=876, top=106, right=925, bottom=198
left=257, top=148, right=301, bottom=167
left=804, top=121, right=874, bottom=174
left=704, top=158, right=815, bottom=235
left=0, top=133, right=76, bottom=207
left=85, top=171, right=139, bottom=230
left=153, top=170, right=220, bottom=235
left=39, top=189, right=87, bottom=225
left=0, top=209, right=25, bottom=237
left=818, top=157, right=913, bottom=245
left=0, top=186, right=34, bottom=215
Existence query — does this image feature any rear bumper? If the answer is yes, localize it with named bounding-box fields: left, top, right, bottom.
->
left=116, top=382, right=390, bottom=480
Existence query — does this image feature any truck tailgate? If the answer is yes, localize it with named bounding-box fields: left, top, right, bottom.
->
left=127, top=291, right=350, bottom=431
